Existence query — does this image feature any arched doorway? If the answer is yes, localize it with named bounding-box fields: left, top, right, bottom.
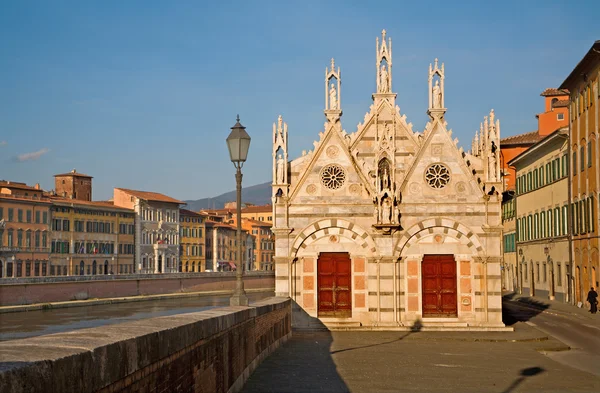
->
left=158, top=255, right=163, bottom=273
left=104, top=260, right=108, bottom=275
left=80, top=261, right=84, bottom=275
left=92, top=260, right=97, bottom=275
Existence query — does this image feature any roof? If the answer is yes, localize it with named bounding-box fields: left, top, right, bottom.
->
left=115, top=188, right=183, bottom=204
left=54, top=169, right=92, bottom=178
left=500, top=130, right=542, bottom=146
left=202, top=204, right=272, bottom=215
left=49, top=196, right=135, bottom=212
left=0, top=181, right=42, bottom=192
left=540, top=88, right=569, bottom=97
left=552, top=99, right=569, bottom=108
left=560, top=41, right=600, bottom=90
left=180, top=208, right=205, bottom=217
left=508, top=128, right=569, bottom=168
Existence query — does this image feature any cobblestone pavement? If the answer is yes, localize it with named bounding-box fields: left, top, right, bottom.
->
left=241, top=326, right=600, bottom=393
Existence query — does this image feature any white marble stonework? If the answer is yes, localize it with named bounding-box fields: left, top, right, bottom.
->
left=272, top=30, right=505, bottom=330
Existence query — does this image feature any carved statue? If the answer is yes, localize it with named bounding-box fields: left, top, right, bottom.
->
left=373, top=197, right=380, bottom=223
left=379, top=65, right=389, bottom=93
left=488, top=141, right=498, bottom=182
left=276, top=154, right=285, bottom=184
left=432, top=80, right=442, bottom=108
left=329, top=83, right=337, bottom=110
left=383, top=168, right=389, bottom=189
left=382, top=198, right=391, bottom=224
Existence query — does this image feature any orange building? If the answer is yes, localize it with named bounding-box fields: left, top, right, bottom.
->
left=500, top=88, right=569, bottom=191
left=559, top=41, right=600, bottom=304
left=0, top=181, right=51, bottom=278
left=235, top=217, right=274, bottom=271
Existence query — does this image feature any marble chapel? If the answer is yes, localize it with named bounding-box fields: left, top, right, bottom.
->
left=271, top=30, right=506, bottom=330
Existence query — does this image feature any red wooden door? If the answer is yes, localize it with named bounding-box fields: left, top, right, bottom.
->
left=422, top=254, right=457, bottom=317
left=317, top=252, right=352, bottom=317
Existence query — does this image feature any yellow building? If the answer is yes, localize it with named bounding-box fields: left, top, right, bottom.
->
left=501, top=195, right=516, bottom=291
left=179, top=209, right=206, bottom=272
left=560, top=41, right=600, bottom=303
left=237, top=218, right=274, bottom=271
left=48, top=197, right=136, bottom=276
left=511, top=128, right=570, bottom=302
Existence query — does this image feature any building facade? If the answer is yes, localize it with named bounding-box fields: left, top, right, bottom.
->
left=237, top=218, right=274, bottom=271
left=272, top=31, right=505, bottom=329
left=113, top=188, right=183, bottom=274
left=500, top=88, right=570, bottom=292
left=179, top=209, right=206, bottom=272
left=560, top=41, right=600, bottom=304
left=54, top=169, right=93, bottom=201
left=511, top=129, right=570, bottom=302
left=48, top=198, right=135, bottom=276
left=0, top=181, right=51, bottom=278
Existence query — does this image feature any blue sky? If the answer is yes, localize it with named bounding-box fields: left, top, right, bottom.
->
left=1, top=1, right=598, bottom=201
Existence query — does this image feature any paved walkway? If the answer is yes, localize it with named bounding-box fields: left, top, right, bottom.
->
left=504, top=291, right=600, bottom=324
left=242, top=323, right=600, bottom=393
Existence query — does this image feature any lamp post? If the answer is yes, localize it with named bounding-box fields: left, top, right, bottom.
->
left=227, top=115, right=251, bottom=307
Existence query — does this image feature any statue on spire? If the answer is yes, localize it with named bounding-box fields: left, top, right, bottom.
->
left=375, top=29, right=392, bottom=95
left=325, top=57, right=341, bottom=117
left=427, top=58, right=446, bottom=118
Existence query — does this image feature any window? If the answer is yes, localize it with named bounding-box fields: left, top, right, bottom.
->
left=557, top=264, right=562, bottom=286
left=17, top=230, right=23, bottom=247
left=557, top=113, right=564, bottom=120
left=552, top=159, right=557, bottom=181
left=547, top=209, right=553, bottom=237
left=540, top=211, right=546, bottom=238
left=562, top=205, right=568, bottom=236
left=561, top=154, right=568, bottom=178
left=18, top=209, right=23, bottom=222
left=536, top=263, right=540, bottom=282
left=543, top=263, right=547, bottom=282
left=527, top=172, right=532, bottom=191
left=527, top=215, right=532, bottom=240
left=26, top=210, right=32, bottom=223
left=35, top=211, right=40, bottom=224
left=573, top=203, right=579, bottom=235
left=533, top=213, right=539, bottom=239
left=8, top=208, right=13, bottom=222
left=590, top=197, right=596, bottom=233
left=43, top=212, right=48, bottom=224
left=588, top=141, right=593, bottom=168
left=546, top=163, right=551, bottom=183
left=580, top=146, right=585, bottom=172
left=555, top=207, right=561, bottom=236
left=573, top=151, right=577, bottom=177
left=539, top=167, right=544, bottom=187
left=533, top=169, right=538, bottom=189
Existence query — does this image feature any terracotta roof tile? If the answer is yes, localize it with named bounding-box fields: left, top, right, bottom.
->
left=552, top=99, right=569, bottom=108
left=180, top=208, right=205, bottom=217
left=115, top=188, right=183, bottom=204
left=500, top=130, right=542, bottom=146
left=49, top=196, right=134, bottom=212
left=0, top=181, right=42, bottom=192
left=540, top=88, right=569, bottom=97
left=54, top=170, right=93, bottom=178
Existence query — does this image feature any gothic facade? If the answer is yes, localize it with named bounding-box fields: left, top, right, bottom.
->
left=272, top=30, right=506, bottom=330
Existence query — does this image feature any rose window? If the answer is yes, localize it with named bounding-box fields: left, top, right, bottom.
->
left=320, top=164, right=346, bottom=190
left=425, top=163, right=450, bottom=189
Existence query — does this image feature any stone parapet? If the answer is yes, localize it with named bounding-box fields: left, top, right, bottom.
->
left=0, top=297, right=292, bottom=393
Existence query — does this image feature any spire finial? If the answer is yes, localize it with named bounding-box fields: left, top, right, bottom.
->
left=382, top=29, right=386, bottom=38
left=236, top=114, right=240, bottom=122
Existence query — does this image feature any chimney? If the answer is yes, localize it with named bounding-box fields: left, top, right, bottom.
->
left=34, top=183, right=40, bottom=190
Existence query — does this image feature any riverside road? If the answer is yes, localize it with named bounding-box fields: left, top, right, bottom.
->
left=0, top=291, right=272, bottom=342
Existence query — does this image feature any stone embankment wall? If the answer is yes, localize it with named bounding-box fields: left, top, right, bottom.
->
left=0, top=272, right=275, bottom=307
left=0, top=297, right=291, bottom=393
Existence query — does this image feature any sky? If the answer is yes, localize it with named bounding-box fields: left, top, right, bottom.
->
left=1, top=0, right=599, bottom=201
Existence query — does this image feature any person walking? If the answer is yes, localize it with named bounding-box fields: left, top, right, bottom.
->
left=587, top=287, right=598, bottom=314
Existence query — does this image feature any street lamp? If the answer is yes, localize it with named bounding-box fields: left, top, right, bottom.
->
left=227, top=115, right=251, bottom=307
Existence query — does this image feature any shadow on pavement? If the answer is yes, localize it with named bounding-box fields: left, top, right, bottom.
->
left=501, top=366, right=545, bottom=393
left=241, top=329, right=350, bottom=393
left=502, top=293, right=549, bottom=326
left=330, top=319, right=422, bottom=355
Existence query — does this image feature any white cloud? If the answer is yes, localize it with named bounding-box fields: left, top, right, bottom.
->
left=0, top=141, right=6, bottom=147
left=15, top=148, right=50, bottom=162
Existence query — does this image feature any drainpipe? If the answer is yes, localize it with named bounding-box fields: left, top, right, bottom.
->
left=567, top=106, right=574, bottom=305
left=377, top=258, right=381, bottom=324
left=393, top=257, right=398, bottom=325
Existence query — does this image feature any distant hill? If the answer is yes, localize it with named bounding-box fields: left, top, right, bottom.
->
left=184, top=181, right=272, bottom=211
